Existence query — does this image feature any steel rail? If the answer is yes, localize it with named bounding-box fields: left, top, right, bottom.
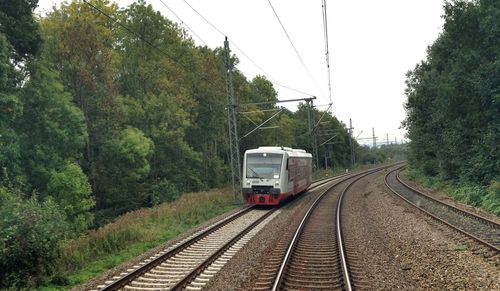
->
left=271, top=165, right=390, bottom=291
left=336, top=170, right=379, bottom=291
left=100, top=205, right=255, bottom=290
left=171, top=208, right=278, bottom=290
left=395, top=168, right=500, bottom=229
left=384, top=167, right=500, bottom=253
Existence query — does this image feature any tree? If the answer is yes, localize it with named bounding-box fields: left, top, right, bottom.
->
left=0, top=0, right=41, bottom=60
left=0, top=33, right=25, bottom=188
left=404, top=0, right=499, bottom=184
left=46, top=161, right=94, bottom=234
left=96, top=127, right=154, bottom=218
left=40, top=0, right=123, bottom=192
left=19, top=60, right=88, bottom=193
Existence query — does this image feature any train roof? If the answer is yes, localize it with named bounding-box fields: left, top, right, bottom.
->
left=244, top=146, right=312, bottom=158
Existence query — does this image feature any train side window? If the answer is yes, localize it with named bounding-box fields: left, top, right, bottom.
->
left=286, top=159, right=289, bottom=170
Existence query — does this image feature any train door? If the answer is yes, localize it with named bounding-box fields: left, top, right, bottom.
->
left=287, top=157, right=295, bottom=194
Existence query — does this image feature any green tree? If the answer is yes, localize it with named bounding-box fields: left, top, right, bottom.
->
left=40, top=0, right=123, bottom=192
left=0, top=0, right=41, bottom=60
left=96, top=127, right=154, bottom=218
left=404, top=0, right=499, bottom=184
left=19, top=60, right=87, bottom=193
left=46, top=161, right=94, bottom=234
left=0, top=33, right=25, bottom=188
left=0, top=188, right=70, bottom=288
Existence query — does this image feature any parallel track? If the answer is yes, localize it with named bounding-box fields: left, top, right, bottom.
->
left=385, top=166, right=500, bottom=253
left=268, top=166, right=391, bottom=290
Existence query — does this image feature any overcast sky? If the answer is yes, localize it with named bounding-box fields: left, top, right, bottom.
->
left=37, top=0, right=445, bottom=146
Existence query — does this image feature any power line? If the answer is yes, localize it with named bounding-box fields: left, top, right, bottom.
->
left=181, top=0, right=315, bottom=100
left=157, top=0, right=207, bottom=46
left=82, top=0, right=225, bottom=92
left=267, top=0, right=325, bottom=99
left=83, top=0, right=168, bottom=56
left=239, top=69, right=315, bottom=97
left=180, top=0, right=225, bottom=36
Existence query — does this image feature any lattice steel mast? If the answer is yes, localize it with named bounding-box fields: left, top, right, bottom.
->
left=224, top=37, right=241, bottom=199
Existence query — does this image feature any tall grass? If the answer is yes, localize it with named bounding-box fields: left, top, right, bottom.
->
left=406, top=168, right=500, bottom=216
left=47, top=188, right=237, bottom=288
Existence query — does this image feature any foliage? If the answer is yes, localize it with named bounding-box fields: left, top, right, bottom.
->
left=49, top=189, right=236, bottom=289
left=46, top=161, right=94, bottom=234
left=95, top=127, right=154, bottom=219
left=19, top=60, right=88, bottom=193
left=404, top=0, right=499, bottom=185
left=150, top=178, right=180, bottom=205
left=0, top=0, right=381, bottom=288
left=0, top=187, right=71, bottom=288
left=0, top=0, right=41, bottom=60
left=482, top=181, right=500, bottom=215
left=0, top=32, right=25, bottom=189
left=403, top=0, right=498, bottom=213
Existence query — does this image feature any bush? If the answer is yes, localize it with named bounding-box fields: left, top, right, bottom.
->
left=0, top=187, right=70, bottom=288
left=451, top=185, right=485, bottom=207
left=481, top=180, right=500, bottom=215
left=46, top=161, right=94, bottom=234
left=150, top=179, right=180, bottom=205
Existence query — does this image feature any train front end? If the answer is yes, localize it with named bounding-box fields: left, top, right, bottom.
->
left=242, top=148, right=288, bottom=205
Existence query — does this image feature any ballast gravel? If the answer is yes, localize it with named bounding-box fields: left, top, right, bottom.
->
left=78, top=169, right=499, bottom=290
left=72, top=204, right=244, bottom=291
left=341, top=170, right=499, bottom=290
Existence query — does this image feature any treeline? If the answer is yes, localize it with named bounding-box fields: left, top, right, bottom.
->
left=404, top=0, right=499, bottom=212
left=0, top=0, right=366, bottom=286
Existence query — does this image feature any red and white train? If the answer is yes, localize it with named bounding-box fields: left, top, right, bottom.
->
left=242, top=146, right=312, bottom=205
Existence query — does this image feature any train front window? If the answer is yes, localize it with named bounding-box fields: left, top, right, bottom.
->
left=246, top=153, right=283, bottom=179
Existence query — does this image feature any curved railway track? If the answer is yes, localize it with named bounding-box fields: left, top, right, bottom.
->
left=385, top=166, right=500, bottom=254
left=257, top=165, right=393, bottom=291
left=94, top=171, right=346, bottom=291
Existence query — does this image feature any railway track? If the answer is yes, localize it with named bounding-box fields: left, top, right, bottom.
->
left=250, top=165, right=392, bottom=290
left=93, top=206, right=272, bottom=290
left=385, top=166, right=500, bottom=254
left=94, top=171, right=346, bottom=291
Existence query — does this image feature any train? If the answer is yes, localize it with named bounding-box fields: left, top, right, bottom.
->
left=242, top=146, right=313, bottom=205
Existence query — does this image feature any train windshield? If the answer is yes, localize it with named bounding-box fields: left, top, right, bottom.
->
left=246, top=153, right=283, bottom=179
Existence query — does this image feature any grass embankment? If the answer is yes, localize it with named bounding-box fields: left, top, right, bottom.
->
left=40, top=188, right=239, bottom=290
left=405, top=169, right=500, bottom=216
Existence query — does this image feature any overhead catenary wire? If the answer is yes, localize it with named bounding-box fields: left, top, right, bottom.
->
left=157, top=0, right=207, bottom=46
left=266, top=0, right=326, bottom=99
left=82, top=0, right=225, bottom=92
left=239, top=69, right=315, bottom=97
left=180, top=0, right=316, bottom=99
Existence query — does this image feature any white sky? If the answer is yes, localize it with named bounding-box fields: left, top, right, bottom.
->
left=37, top=0, right=445, bottom=146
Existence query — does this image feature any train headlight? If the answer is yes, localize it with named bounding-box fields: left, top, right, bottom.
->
left=275, top=180, right=279, bottom=185
left=246, top=180, right=250, bottom=185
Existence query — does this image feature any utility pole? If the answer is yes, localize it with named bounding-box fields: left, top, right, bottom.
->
left=349, top=118, right=354, bottom=167
left=224, top=37, right=241, bottom=199
left=306, top=99, right=319, bottom=168
left=372, top=127, right=377, bottom=148
left=386, top=133, right=389, bottom=146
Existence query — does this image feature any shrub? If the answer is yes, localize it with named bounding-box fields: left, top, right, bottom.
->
left=0, top=187, right=70, bottom=288
left=451, top=185, right=485, bottom=207
left=150, top=178, right=180, bottom=205
left=481, top=180, right=500, bottom=215
left=46, top=161, right=94, bottom=234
